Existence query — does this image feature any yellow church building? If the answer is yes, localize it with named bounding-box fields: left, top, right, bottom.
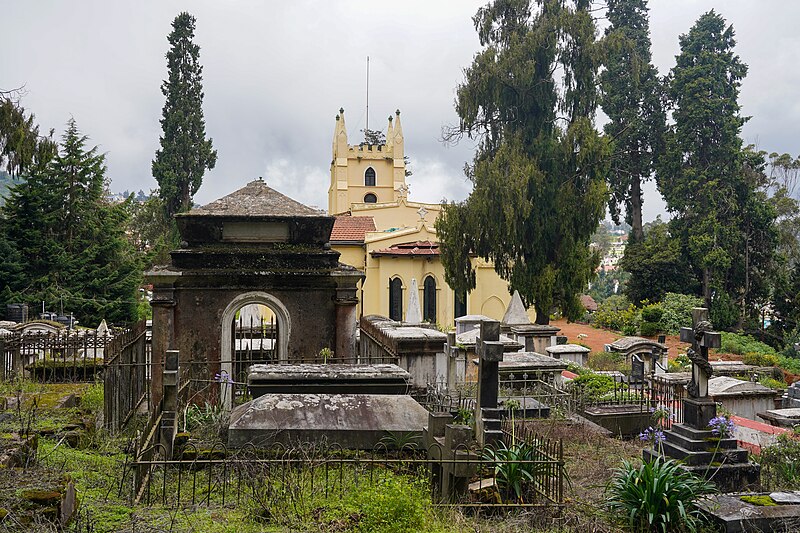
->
left=328, top=108, right=533, bottom=326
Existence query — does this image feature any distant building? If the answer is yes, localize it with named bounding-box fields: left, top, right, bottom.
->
left=328, top=109, right=533, bottom=325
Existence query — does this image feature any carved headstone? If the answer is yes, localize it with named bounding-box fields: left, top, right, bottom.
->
left=678, top=308, right=721, bottom=430
left=406, top=278, right=422, bottom=325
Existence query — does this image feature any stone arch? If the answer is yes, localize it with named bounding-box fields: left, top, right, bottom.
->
left=220, top=291, right=291, bottom=407
left=480, top=295, right=506, bottom=321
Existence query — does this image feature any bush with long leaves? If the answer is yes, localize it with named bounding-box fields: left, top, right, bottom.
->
left=606, top=457, right=716, bottom=532
left=482, top=440, right=544, bottom=503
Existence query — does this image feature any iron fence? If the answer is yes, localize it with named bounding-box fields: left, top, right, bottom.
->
left=103, top=320, right=149, bottom=431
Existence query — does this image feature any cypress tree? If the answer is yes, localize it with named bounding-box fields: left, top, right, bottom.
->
left=600, top=0, right=665, bottom=243
left=436, top=0, right=610, bottom=323
left=152, top=12, right=217, bottom=218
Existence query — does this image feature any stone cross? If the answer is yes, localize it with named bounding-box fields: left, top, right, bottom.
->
left=476, top=319, right=504, bottom=411
left=679, top=308, right=721, bottom=399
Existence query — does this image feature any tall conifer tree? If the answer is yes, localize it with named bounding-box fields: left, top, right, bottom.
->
left=2, top=120, right=140, bottom=325
left=600, top=0, right=665, bottom=243
left=659, top=11, right=751, bottom=311
left=436, top=0, right=610, bottom=323
left=152, top=12, right=217, bottom=218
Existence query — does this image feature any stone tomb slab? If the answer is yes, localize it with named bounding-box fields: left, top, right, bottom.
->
left=758, top=408, right=800, bottom=428
left=228, top=393, right=428, bottom=449
left=247, top=363, right=411, bottom=398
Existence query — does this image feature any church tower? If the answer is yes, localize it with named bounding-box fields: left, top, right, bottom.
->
left=328, top=108, right=407, bottom=215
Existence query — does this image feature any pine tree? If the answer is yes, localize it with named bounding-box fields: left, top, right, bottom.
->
left=600, top=0, right=665, bottom=243
left=436, top=0, right=610, bottom=323
left=0, top=93, right=56, bottom=177
left=152, top=12, right=217, bottom=218
left=2, top=120, right=141, bottom=326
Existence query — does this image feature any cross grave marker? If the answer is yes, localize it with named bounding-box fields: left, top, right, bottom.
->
left=679, top=307, right=721, bottom=429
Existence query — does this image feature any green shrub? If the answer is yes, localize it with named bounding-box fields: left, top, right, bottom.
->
left=659, top=293, right=704, bottom=334
left=606, top=457, right=716, bottom=532
left=742, top=352, right=779, bottom=367
left=639, top=321, right=661, bottom=337
left=595, top=296, right=640, bottom=334
left=720, top=332, right=777, bottom=356
left=483, top=440, right=544, bottom=503
left=573, top=372, right=619, bottom=400
left=640, top=303, right=664, bottom=323
left=758, top=376, right=787, bottom=390
left=587, top=351, right=626, bottom=372
left=777, top=355, right=800, bottom=375
left=81, top=382, right=104, bottom=414
left=758, top=433, right=800, bottom=490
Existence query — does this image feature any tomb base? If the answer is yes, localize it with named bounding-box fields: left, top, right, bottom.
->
left=684, top=396, right=717, bottom=430
left=643, top=423, right=761, bottom=493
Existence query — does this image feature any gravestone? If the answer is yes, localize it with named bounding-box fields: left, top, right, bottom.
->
left=645, top=308, right=761, bottom=492
left=406, top=278, right=422, bottom=325
left=631, top=354, right=645, bottom=383
left=475, top=319, right=504, bottom=447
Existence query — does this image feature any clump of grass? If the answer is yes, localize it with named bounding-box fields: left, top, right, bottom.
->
left=81, top=382, right=104, bottom=413
left=606, top=457, right=716, bottom=532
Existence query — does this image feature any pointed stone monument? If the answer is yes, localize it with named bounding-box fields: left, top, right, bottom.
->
left=501, top=291, right=530, bottom=327
left=405, top=278, right=422, bottom=325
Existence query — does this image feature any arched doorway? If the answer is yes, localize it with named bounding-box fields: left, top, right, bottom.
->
left=220, top=291, right=291, bottom=408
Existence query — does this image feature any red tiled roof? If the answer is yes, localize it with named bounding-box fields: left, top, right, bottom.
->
left=330, top=216, right=376, bottom=242
left=580, top=294, right=598, bottom=312
left=371, top=240, right=440, bottom=257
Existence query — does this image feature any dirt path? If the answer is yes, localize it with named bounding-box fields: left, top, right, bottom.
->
left=551, top=319, right=688, bottom=359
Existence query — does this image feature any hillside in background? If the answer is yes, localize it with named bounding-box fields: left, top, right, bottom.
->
left=0, top=170, right=19, bottom=206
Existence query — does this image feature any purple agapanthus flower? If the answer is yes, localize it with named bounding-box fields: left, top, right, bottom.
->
left=638, top=426, right=666, bottom=444
left=214, top=370, right=233, bottom=385
left=708, top=416, right=736, bottom=438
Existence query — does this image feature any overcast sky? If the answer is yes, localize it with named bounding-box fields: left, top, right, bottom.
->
left=3, top=1, right=799, bottom=222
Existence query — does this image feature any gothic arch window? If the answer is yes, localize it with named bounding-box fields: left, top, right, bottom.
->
left=365, top=167, right=376, bottom=187
left=423, top=276, right=437, bottom=322
left=389, top=277, right=403, bottom=321
left=364, top=193, right=377, bottom=203
left=454, top=290, right=467, bottom=320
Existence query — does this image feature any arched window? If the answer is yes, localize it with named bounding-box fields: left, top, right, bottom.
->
left=364, top=193, right=377, bottom=203
left=389, top=278, right=403, bottom=321
left=365, top=167, right=376, bottom=186
left=423, top=276, right=437, bottom=322
left=454, top=291, right=467, bottom=320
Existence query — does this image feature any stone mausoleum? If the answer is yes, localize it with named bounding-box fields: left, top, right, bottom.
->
left=146, top=179, right=362, bottom=407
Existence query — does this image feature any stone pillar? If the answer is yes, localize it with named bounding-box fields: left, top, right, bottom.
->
left=446, top=331, right=457, bottom=391
left=679, top=308, right=721, bottom=430
left=334, top=298, right=359, bottom=362
left=475, top=319, right=504, bottom=447
left=149, top=285, right=176, bottom=408
left=160, top=349, right=179, bottom=458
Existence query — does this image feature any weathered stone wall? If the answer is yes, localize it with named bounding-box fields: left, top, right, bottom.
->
left=359, top=315, right=447, bottom=388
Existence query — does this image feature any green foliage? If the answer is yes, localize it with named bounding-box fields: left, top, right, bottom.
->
left=741, top=352, right=779, bottom=367
left=640, top=303, right=664, bottom=323
left=125, top=192, right=178, bottom=269
left=588, top=266, right=630, bottom=305
left=482, top=440, right=544, bottom=503
left=758, top=433, right=800, bottom=490
left=81, top=382, right=104, bottom=414
left=710, top=290, right=739, bottom=331
left=452, top=407, right=474, bottom=426
left=659, top=292, right=704, bottom=334
left=1, top=119, right=141, bottom=326
left=639, top=322, right=660, bottom=337
left=606, top=457, right=716, bottom=532
left=758, top=376, right=787, bottom=390
left=437, top=0, right=610, bottom=323
left=326, top=475, right=437, bottom=533
left=573, top=372, right=619, bottom=400
left=621, top=220, right=699, bottom=305
left=586, top=351, right=626, bottom=373
left=658, top=12, right=778, bottom=328
left=594, top=296, right=639, bottom=334
left=152, top=12, right=217, bottom=218
left=600, top=0, right=665, bottom=242
left=0, top=94, right=57, bottom=177
left=720, top=332, right=777, bottom=357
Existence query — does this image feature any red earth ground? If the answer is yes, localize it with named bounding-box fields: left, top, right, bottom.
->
left=550, top=319, right=745, bottom=361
